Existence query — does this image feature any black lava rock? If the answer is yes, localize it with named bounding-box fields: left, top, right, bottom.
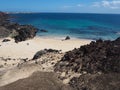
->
left=69, top=73, right=120, bottom=90
left=39, top=29, right=48, bottom=32
left=55, top=37, right=120, bottom=74
left=0, top=11, right=38, bottom=42
left=14, top=25, right=37, bottom=43
left=32, top=49, right=60, bottom=60
left=65, top=36, right=70, bottom=40
left=2, top=39, right=10, bottom=42
left=32, top=50, right=46, bottom=60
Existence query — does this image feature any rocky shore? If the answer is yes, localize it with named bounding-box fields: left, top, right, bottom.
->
left=0, top=11, right=120, bottom=90
left=54, top=37, right=120, bottom=90
left=0, top=37, right=119, bottom=90
left=0, top=12, right=37, bottom=42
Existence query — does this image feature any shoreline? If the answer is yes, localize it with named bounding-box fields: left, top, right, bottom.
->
left=0, top=36, right=92, bottom=87
left=36, top=35, right=94, bottom=41
left=0, top=36, right=92, bottom=59
left=0, top=12, right=120, bottom=90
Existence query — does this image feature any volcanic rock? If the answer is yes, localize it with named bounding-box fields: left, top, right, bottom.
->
left=32, top=50, right=47, bottom=60
left=14, top=25, right=37, bottom=43
left=44, top=49, right=60, bottom=53
left=55, top=37, right=120, bottom=90
left=39, top=29, right=48, bottom=32
left=0, top=26, right=11, bottom=38
left=65, top=36, right=70, bottom=40
left=55, top=37, right=120, bottom=74
left=2, top=39, right=10, bottom=42
left=32, top=49, right=60, bottom=60
left=0, top=11, right=38, bottom=42
left=0, top=12, right=8, bottom=25
left=69, top=73, right=120, bottom=90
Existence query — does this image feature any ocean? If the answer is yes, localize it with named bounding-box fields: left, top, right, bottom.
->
left=10, top=13, right=120, bottom=40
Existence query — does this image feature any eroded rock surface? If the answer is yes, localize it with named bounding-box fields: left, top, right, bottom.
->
left=55, top=37, right=120, bottom=74
left=70, top=73, right=120, bottom=90
left=54, top=37, right=120, bottom=90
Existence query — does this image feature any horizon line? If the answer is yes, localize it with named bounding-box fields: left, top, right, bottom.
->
left=5, top=11, right=120, bottom=15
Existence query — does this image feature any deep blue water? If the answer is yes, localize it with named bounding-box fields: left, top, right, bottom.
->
left=10, top=13, right=120, bottom=40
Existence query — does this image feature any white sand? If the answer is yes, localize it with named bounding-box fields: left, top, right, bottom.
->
left=0, top=37, right=92, bottom=86
left=0, top=50, right=63, bottom=86
left=0, top=37, right=92, bottom=59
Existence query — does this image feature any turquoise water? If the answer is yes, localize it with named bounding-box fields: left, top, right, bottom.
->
left=10, top=13, right=120, bottom=40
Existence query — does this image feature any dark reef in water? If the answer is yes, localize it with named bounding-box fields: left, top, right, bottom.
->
left=0, top=11, right=37, bottom=42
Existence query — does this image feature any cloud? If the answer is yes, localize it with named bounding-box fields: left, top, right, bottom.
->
left=92, top=2, right=101, bottom=7
left=103, top=0, right=120, bottom=9
left=62, top=5, right=73, bottom=9
left=92, top=0, right=120, bottom=9
left=77, top=4, right=84, bottom=7
left=62, top=1, right=120, bottom=10
left=102, top=1, right=111, bottom=7
left=62, top=3, right=84, bottom=9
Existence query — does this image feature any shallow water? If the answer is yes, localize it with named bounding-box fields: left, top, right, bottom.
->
left=10, top=13, right=120, bottom=40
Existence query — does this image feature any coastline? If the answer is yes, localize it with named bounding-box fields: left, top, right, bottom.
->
left=10, top=13, right=120, bottom=40
left=0, top=12, right=92, bottom=87
left=0, top=36, right=92, bottom=87
left=0, top=36, right=92, bottom=59
left=0, top=12, right=120, bottom=90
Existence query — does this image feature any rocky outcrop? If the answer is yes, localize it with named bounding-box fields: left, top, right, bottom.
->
left=32, top=49, right=60, bottom=60
left=0, top=12, right=8, bottom=25
left=55, top=37, right=120, bottom=74
left=65, top=36, right=70, bottom=40
left=69, top=73, right=120, bottom=90
left=0, top=26, right=11, bottom=38
left=55, top=37, right=120, bottom=90
left=0, top=12, right=11, bottom=38
left=0, top=11, right=38, bottom=42
left=2, top=39, right=10, bottom=42
left=14, top=25, right=37, bottom=43
left=39, top=29, right=48, bottom=32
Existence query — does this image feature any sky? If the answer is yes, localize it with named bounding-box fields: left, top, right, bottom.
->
left=0, top=0, right=120, bottom=14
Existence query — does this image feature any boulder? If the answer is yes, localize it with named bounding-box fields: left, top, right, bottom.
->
left=2, top=39, right=10, bottom=42
left=32, top=49, right=60, bottom=60
left=32, top=50, right=47, bottom=60
left=65, top=36, right=70, bottom=40
left=39, top=29, right=48, bottom=32
left=14, top=25, right=38, bottom=43
left=44, top=49, right=60, bottom=53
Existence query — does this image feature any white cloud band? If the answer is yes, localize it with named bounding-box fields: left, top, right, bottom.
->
left=93, top=0, right=120, bottom=9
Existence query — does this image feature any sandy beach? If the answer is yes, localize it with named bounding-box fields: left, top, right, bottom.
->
left=0, top=8, right=119, bottom=90
left=0, top=37, right=92, bottom=59
left=0, top=36, right=92, bottom=87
